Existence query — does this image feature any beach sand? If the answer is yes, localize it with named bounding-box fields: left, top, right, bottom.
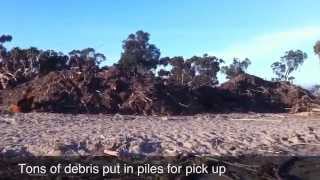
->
left=0, top=113, right=319, bottom=157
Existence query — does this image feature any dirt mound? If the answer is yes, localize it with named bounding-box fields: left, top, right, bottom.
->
left=0, top=71, right=317, bottom=114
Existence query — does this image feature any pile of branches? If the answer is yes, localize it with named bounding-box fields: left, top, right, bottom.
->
left=0, top=68, right=317, bottom=114
left=0, top=32, right=318, bottom=115
left=219, top=74, right=317, bottom=113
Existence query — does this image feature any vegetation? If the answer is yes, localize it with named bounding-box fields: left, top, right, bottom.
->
left=221, top=58, right=251, bottom=79
left=0, top=31, right=227, bottom=90
left=0, top=36, right=105, bottom=89
left=314, top=41, right=320, bottom=58
left=157, top=54, right=224, bottom=87
left=0, top=31, right=315, bottom=92
left=271, top=50, right=307, bottom=82
left=0, top=34, right=12, bottom=45
left=310, top=85, right=320, bottom=97
left=118, top=30, right=160, bottom=75
left=0, top=31, right=317, bottom=115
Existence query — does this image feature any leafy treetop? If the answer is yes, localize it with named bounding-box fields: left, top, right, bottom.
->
left=221, top=58, right=251, bottom=79
left=271, top=50, right=307, bottom=82
left=118, top=30, right=160, bottom=74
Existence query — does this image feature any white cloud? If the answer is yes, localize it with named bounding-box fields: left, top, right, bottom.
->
left=214, top=26, right=320, bottom=59
left=214, top=26, right=320, bottom=86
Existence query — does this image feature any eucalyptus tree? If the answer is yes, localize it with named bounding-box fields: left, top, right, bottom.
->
left=271, top=50, right=307, bottom=82
left=188, top=54, right=224, bottom=87
left=314, top=41, right=320, bottom=58
left=221, top=58, right=251, bottom=79
left=168, top=56, right=194, bottom=86
left=37, top=50, right=68, bottom=74
left=0, top=34, right=12, bottom=44
left=0, top=35, right=12, bottom=63
left=69, top=48, right=105, bottom=70
left=158, top=54, right=224, bottom=87
left=118, top=30, right=160, bottom=75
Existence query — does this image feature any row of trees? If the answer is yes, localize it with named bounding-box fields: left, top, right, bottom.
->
left=117, top=31, right=255, bottom=87
left=158, top=55, right=224, bottom=87
left=117, top=30, right=310, bottom=84
left=0, top=31, right=315, bottom=90
left=0, top=34, right=106, bottom=88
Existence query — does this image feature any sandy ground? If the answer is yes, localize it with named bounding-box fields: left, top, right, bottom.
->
left=0, top=113, right=319, bottom=157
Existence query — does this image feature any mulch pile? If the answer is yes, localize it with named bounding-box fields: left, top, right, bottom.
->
left=0, top=69, right=318, bottom=115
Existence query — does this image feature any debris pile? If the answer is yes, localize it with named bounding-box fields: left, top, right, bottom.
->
left=0, top=69, right=318, bottom=115
left=219, top=74, right=317, bottom=113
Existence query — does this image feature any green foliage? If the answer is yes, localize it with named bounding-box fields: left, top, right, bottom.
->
left=314, top=41, right=320, bottom=57
left=1, top=31, right=313, bottom=92
left=221, top=58, right=251, bottom=79
left=271, top=50, right=307, bottom=82
left=68, top=48, right=106, bottom=71
left=168, top=56, right=194, bottom=86
left=158, top=54, right=224, bottom=87
left=310, top=85, right=320, bottom=97
left=38, top=50, right=68, bottom=74
left=0, top=34, right=106, bottom=89
left=188, top=54, right=224, bottom=87
left=0, top=35, right=12, bottom=62
left=0, top=35, right=12, bottom=44
left=157, top=69, right=170, bottom=77
left=118, top=30, right=160, bottom=74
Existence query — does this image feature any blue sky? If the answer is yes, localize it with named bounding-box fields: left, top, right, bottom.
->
left=2, top=0, right=320, bottom=86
